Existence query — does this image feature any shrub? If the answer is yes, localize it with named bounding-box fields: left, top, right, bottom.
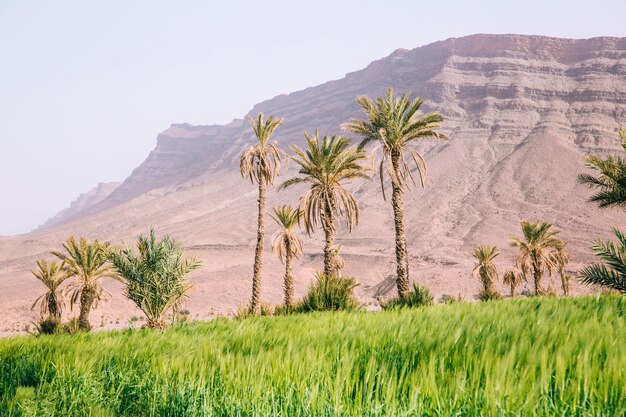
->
left=439, top=293, right=464, bottom=304
left=478, top=288, right=502, bottom=301
left=35, top=318, right=62, bottom=335
left=383, top=283, right=434, bottom=309
left=292, top=273, right=359, bottom=313
left=235, top=302, right=274, bottom=319
left=62, top=318, right=81, bottom=335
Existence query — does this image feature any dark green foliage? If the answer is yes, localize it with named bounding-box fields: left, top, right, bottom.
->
left=291, top=273, right=359, bottom=312
left=383, top=283, right=434, bottom=309
left=579, top=228, right=626, bottom=294
left=34, top=318, right=62, bottom=335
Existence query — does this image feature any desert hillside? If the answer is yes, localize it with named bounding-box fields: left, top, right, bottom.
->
left=1, top=34, right=625, bottom=335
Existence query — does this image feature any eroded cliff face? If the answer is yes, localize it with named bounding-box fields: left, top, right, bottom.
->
left=1, top=34, right=626, bottom=334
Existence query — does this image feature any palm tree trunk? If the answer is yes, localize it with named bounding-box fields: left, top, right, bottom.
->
left=560, top=270, right=568, bottom=296
left=390, top=151, right=410, bottom=299
left=532, top=256, right=543, bottom=295
left=250, top=177, right=267, bottom=314
left=78, top=287, right=95, bottom=331
left=323, top=199, right=337, bottom=277
left=48, top=292, right=60, bottom=320
left=284, top=238, right=294, bottom=307
left=510, top=283, right=515, bottom=298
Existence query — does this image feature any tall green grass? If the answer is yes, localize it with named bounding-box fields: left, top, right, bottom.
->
left=1, top=295, right=624, bottom=416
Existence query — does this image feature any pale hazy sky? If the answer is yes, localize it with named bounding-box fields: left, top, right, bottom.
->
left=1, top=1, right=625, bottom=235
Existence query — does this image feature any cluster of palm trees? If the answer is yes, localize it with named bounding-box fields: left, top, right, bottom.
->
left=240, top=88, right=447, bottom=313
left=30, top=92, right=625, bottom=333
left=31, top=230, right=199, bottom=333
left=472, top=221, right=569, bottom=300
left=472, top=127, right=626, bottom=298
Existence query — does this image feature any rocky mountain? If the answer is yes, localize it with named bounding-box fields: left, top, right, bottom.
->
left=1, top=34, right=625, bottom=335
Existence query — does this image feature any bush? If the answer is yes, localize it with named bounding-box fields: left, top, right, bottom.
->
left=439, top=293, right=464, bottom=304
left=62, top=318, right=81, bottom=335
left=478, top=288, right=502, bottom=301
left=292, top=274, right=359, bottom=313
left=35, top=318, right=62, bottom=335
left=235, top=302, right=274, bottom=319
left=383, top=283, right=434, bottom=309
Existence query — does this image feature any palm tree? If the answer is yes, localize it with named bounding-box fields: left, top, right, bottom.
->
left=577, top=127, right=626, bottom=209
left=553, top=242, right=570, bottom=295
left=510, top=221, right=564, bottom=296
left=30, top=259, right=70, bottom=320
left=270, top=205, right=304, bottom=308
left=109, top=229, right=201, bottom=331
left=502, top=269, right=524, bottom=298
left=577, top=127, right=626, bottom=294
left=52, top=237, right=118, bottom=331
left=472, top=245, right=500, bottom=299
left=344, top=87, right=447, bottom=299
left=279, top=132, right=370, bottom=277
left=240, top=113, right=284, bottom=313
left=578, top=229, right=626, bottom=294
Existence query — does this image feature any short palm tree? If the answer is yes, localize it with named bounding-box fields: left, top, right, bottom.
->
left=577, top=127, right=626, bottom=209
left=553, top=242, right=570, bottom=295
left=279, top=132, right=370, bottom=277
left=52, top=237, right=118, bottom=331
left=109, top=229, right=201, bottom=331
left=578, top=228, right=626, bottom=294
left=472, top=245, right=500, bottom=299
left=30, top=259, right=70, bottom=319
left=502, top=269, right=524, bottom=298
left=344, top=87, right=447, bottom=299
left=240, top=113, right=284, bottom=314
left=510, top=221, right=564, bottom=295
left=270, top=205, right=304, bottom=308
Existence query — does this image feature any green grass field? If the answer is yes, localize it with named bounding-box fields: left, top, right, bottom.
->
left=0, top=295, right=624, bottom=416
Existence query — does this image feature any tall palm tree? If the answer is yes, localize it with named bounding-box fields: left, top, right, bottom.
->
left=502, top=269, right=524, bottom=298
left=52, top=237, right=118, bottom=331
left=30, top=259, right=70, bottom=320
left=109, top=229, right=201, bottom=331
left=578, top=228, right=626, bottom=294
left=344, top=87, right=447, bottom=299
left=279, top=132, right=370, bottom=277
left=510, top=221, right=564, bottom=296
left=577, top=127, right=626, bottom=209
left=240, top=113, right=284, bottom=313
left=270, top=205, right=304, bottom=308
left=553, top=242, right=570, bottom=295
left=472, top=245, right=500, bottom=298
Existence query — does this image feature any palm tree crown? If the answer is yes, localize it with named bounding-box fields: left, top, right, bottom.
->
left=280, top=132, right=370, bottom=235
left=240, top=113, right=284, bottom=186
left=270, top=205, right=304, bottom=264
left=502, top=269, right=524, bottom=298
left=577, top=127, right=626, bottom=209
left=280, top=132, right=370, bottom=276
left=578, top=228, right=626, bottom=294
left=510, top=221, right=564, bottom=295
left=343, top=87, right=447, bottom=198
left=30, top=259, right=70, bottom=319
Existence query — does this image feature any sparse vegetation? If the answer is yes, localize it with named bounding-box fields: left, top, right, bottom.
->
left=290, top=273, right=359, bottom=313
